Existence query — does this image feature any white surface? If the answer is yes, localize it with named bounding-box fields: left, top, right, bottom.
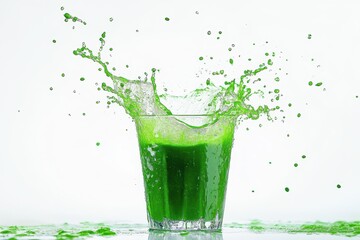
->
left=0, top=0, right=360, bottom=225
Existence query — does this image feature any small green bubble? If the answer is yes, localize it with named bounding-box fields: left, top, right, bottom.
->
left=96, top=142, right=100, bottom=146
left=101, top=32, right=106, bottom=38
left=61, top=73, right=65, bottom=77
left=269, top=161, right=272, bottom=164
left=315, top=82, right=323, bottom=87
left=109, top=17, right=113, bottom=22
left=274, top=89, right=280, bottom=94
left=50, top=87, right=53, bottom=91
left=165, top=17, right=170, bottom=21
left=288, top=103, right=292, bottom=107
left=206, top=79, right=211, bottom=85
left=274, top=77, right=280, bottom=82
left=337, top=184, right=341, bottom=189
left=229, top=58, right=234, bottom=65
left=126, top=65, right=129, bottom=68
left=98, top=68, right=102, bottom=71
left=302, top=155, right=306, bottom=159
left=285, top=187, right=290, bottom=192
left=308, top=81, right=313, bottom=86
left=219, top=70, right=225, bottom=75
left=109, top=48, right=113, bottom=51
left=72, top=17, right=78, bottom=22
left=207, top=31, right=211, bottom=35
left=218, top=31, right=222, bottom=34
left=80, top=77, right=85, bottom=81
left=294, top=163, right=298, bottom=167
left=267, top=59, right=273, bottom=65
left=297, top=113, right=301, bottom=118
left=52, top=39, right=56, bottom=43
left=265, top=52, right=269, bottom=56
left=199, top=56, right=204, bottom=61
left=60, top=6, right=64, bottom=11
left=308, top=33, right=312, bottom=39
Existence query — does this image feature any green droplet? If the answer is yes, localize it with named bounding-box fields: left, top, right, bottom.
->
left=80, top=77, right=85, bottom=81
left=265, top=52, right=269, bottom=56
left=274, top=77, right=280, bottom=82
left=219, top=70, right=225, bottom=75
left=60, top=6, right=64, bottom=11
left=101, top=32, right=106, bottom=38
left=61, top=73, right=65, bottom=77
left=307, top=34, right=312, bottom=39
left=297, top=113, right=301, bottom=118
left=267, top=59, right=273, bottom=65
left=207, top=31, right=211, bottom=35
left=308, top=81, right=313, bottom=86
left=218, top=31, right=222, bottom=34
left=294, top=163, right=298, bottom=167
left=82, top=113, right=86, bottom=116
left=126, top=65, right=129, bottom=68
left=109, top=17, right=113, bottom=22
left=302, top=155, right=306, bottom=159
left=98, top=68, right=102, bottom=71
left=206, top=79, right=211, bottom=85
left=180, top=231, right=189, bottom=236
left=229, top=58, right=234, bottom=65
left=165, top=17, right=170, bottom=21
left=52, top=39, right=56, bottom=43
left=64, top=13, right=72, bottom=19
left=285, top=187, right=290, bottom=192
left=269, top=161, right=272, bottom=164
left=50, top=87, right=53, bottom=91
left=274, top=89, right=280, bottom=94
left=109, top=48, right=113, bottom=51
left=199, top=56, right=204, bottom=61
left=288, top=103, right=292, bottom=107
left=96, top=142, right=100, bottom=146
left=337, top=184, right=341, bottom=189
left=315, top=82, right=323, bottom=87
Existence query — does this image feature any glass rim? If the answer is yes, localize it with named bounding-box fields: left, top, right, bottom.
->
left=135, top=114, right=238, bottom=117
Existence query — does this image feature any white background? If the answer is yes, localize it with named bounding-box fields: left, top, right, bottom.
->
left=0, top=0, right=359, bottom=225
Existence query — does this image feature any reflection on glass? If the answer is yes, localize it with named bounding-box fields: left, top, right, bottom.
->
left=148, top=230, right=223, bottom=240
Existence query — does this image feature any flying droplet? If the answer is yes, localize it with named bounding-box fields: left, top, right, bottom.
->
left=52, top=39, right=56, bottom=43
left=60, top=7, right=64, bottom=11
left=96, top=142, right=100, bottom=146
left=297, top=113, right=301, bottom=118
left=80, top=77, right=85, bottom=81
left=307, top=34, right=312, bottom=39
left=199, top=56, right=204, bottom=61
left=195, top=11, right=199, bottom=14
left=285, top=187, right=290, bottom=192
left=207, top=31, right=211, bottom=35
left=337, top=184, right=341, bottom=189
left=49, top=87, right=53, bottom=91
left=165, top=17, right=170, bottom=21
left=109, top=17, right=113, bottom=22
left=294, top=163, right=298, bottom=167
left=61, top=73, right=65, bottom=77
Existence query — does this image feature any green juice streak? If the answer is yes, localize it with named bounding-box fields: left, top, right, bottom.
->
left=138, top=138, right=233, bottom=222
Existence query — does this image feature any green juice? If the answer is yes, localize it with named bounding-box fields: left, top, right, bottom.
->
left=136, top=116, right=235, bottom=229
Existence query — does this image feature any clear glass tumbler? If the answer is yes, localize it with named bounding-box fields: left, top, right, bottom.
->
left=135, top=115, right=236, bottom=231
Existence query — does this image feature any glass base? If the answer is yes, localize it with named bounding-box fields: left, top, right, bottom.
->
left=148, top=215, right=222, bottom=231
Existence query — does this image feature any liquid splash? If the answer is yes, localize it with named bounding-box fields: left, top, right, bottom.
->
left=72, top=32, right=283, bottom=128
